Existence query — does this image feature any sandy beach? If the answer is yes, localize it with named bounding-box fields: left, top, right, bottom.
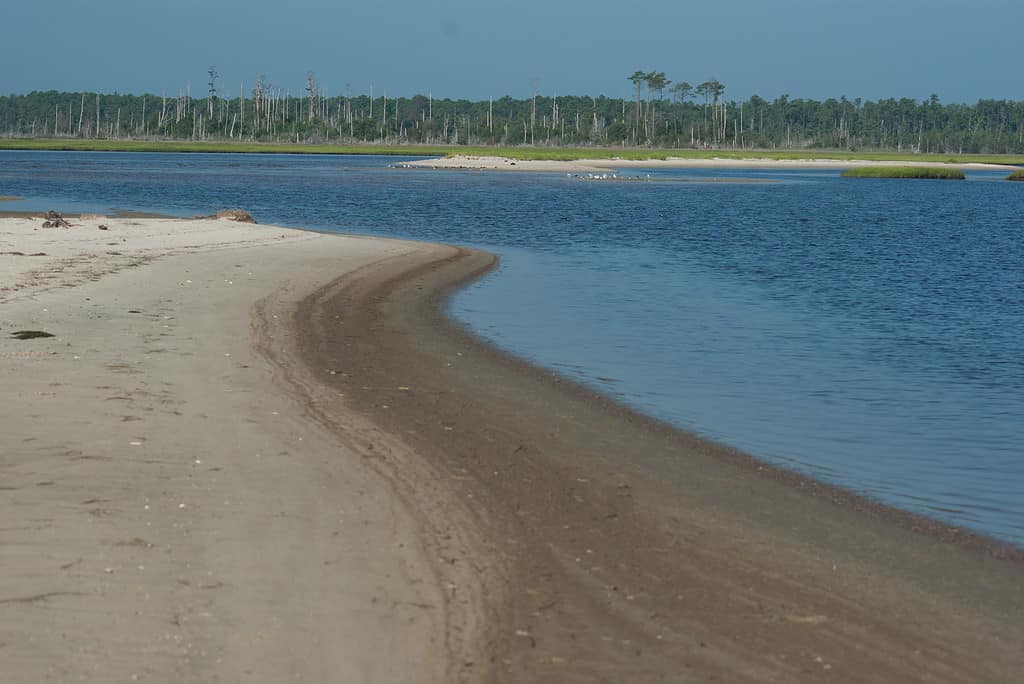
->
left=399, top=154, right=1018, bottom=173
left=3, top=214, right=1023, bottom=682
left=0, top=216, right=483, bottom=682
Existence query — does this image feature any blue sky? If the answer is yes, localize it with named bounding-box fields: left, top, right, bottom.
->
left=2, top=0, right=1020, bottom=104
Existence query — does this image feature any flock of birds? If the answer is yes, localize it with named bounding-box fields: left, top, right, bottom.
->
left=569, top=172, right=658, bottom=182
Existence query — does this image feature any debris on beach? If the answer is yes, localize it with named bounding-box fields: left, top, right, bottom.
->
left=198, top=209, right=257, bottom=223
left=41, top=211, right=72, bottom=228
left=216, top=209, right=256, bottom=223
left=10, top=330, right=56, bottom=340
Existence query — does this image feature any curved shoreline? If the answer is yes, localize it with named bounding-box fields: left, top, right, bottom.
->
left=4, top=213, right=1021, bottom=681
left=427, top=251, right=1024, bottom=561
left=298, top=244, right=1024, bottom=682
left=434, top=257, right=1022, bottom=560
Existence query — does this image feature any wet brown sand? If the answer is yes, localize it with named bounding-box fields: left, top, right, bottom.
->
left=297, top=245, right=1023, bottom=683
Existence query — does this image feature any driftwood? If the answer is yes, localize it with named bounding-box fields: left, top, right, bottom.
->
left=11, top=330, right=55, bottom=340
left=196, top=209, right=256, bottom=224
left=41, top=211, right=72, bottom=228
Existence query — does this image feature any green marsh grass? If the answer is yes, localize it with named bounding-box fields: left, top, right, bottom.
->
left=1007, top=169, right=1024, bottom=181
left=841, top=166, right=966, bottom=180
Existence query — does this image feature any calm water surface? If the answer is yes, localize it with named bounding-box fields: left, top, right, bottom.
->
left=2, top=151, right=1022, bottom=545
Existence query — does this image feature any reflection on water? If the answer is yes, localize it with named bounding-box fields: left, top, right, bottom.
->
left=2, top=151, right=1022, bottom=545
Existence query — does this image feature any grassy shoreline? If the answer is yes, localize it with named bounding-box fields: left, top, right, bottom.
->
left=3, top=138, right=1024, bottom=166
left=842, top=166, right=966, bottom=179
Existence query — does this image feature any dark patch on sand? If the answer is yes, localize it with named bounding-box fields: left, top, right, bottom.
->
left=10, top=330, right=56, bottom=340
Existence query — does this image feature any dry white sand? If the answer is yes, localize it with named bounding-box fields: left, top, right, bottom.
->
left=399, top=154, right=1017, bottom=173
left=397, top=156, right=611, bottom=173
left=0, top=216, right=476, bottom=682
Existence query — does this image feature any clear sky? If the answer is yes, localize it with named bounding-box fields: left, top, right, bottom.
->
left=2, top=0, right=1020, bottom=104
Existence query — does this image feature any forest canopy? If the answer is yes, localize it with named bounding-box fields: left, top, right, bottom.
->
left=3, top=71, right=1022, bottom=154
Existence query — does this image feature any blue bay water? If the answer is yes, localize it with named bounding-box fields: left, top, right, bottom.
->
left=2, top=151, right=1022, bottom=545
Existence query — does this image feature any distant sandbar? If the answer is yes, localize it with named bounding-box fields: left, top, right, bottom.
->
left=400, top=155, right=1017, bottom=173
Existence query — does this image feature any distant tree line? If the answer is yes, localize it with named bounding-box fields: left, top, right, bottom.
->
left=1, top=69, right=1023, bottom=153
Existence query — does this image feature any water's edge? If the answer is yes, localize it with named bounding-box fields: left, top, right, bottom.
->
left=434, top=252, right=1024, bottom=558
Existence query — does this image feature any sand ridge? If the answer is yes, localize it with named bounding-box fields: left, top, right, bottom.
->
left=399, top=154, right=1018, bottom=173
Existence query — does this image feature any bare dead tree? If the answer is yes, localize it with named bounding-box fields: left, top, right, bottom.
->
left=207, top=66, right=218, bottom=118
left=253, top=76, right=265, bottom=134
left=530, top=77, right=540, bottom=142
left=305, top=71, right=317, bottom=124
